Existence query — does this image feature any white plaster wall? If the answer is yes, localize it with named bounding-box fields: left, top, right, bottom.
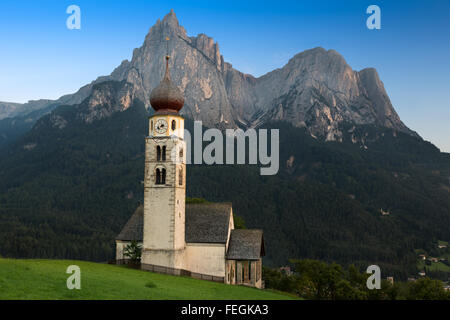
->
left=115, top=241, right=130, bottom=260
left=185, top=243, right=226, bottom=277
left=226, top=209, right=234, bottom=251
left=141, top=248, right=185, bottom=269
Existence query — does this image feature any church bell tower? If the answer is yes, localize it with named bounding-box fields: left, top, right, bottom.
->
left=141, top=54, right=186, bottom=272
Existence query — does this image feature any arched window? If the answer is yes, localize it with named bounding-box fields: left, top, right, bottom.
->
left=161, top=168, right=166, bottom=184
left=179, top=168, right=183, bottom=186
left=172, top=120, right=176, bottom=130
left=179, top=148, right=183, bottom=159
left=156, top=146, right=161, bottom=161
left=162, top=146, right=166, bottom=161
left=151, top=121, right=153, bottom=132
left=155, top=168, right=161, bottom=184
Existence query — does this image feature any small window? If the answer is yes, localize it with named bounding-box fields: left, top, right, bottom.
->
left=171, top=120, right=176, bottom=130
left=156, top=146, right=161, bottom=161
left=151, top=121, right=153, bottom=132
left=179, top=148, right=183, bottom=159
left=179, top=168, right=183, bottom=186
left=155, top=168, right=161, bottom=184
left=162, top=146, right=166, bottom=161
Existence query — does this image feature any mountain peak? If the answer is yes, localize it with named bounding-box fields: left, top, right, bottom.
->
left=32, top=11, right=416, bottom=140
left=162, top=9, right=179, bottom=27
left=145, top=9, right=187, bottom=43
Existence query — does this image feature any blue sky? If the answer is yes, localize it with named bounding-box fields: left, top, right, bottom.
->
left=0, top=0, right=449, bottom=151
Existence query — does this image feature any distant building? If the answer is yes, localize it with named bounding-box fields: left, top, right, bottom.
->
left=386, top=277, right=394, bottom=284
left=279, top=266, right=292, bottom=275
left=418, top=271, right=426, bottom=277
left=438, top=244, right=447, bottom=249
left=418, top=254, right=426, bottom=260
left=380, top=209, right=390, bottom=216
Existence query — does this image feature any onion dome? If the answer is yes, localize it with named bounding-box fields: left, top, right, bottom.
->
left=150, top=55, right=184, bottom=113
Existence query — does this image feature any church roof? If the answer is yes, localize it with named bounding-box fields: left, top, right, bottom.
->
left=226, top=229, right=265, bottom=260
left=185, top=202, right=232, bottom=244
left=116, top=202, right=233, bottom=244
left=116, top=205, right=144, bottom=241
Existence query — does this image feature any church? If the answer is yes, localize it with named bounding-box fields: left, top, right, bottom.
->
left=115, top=55, right=265, bottom=288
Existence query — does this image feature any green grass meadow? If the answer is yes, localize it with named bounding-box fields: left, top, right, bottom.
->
left=0, top=258, right=296, bottom=300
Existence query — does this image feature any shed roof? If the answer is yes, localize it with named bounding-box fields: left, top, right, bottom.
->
left=226, top=229, right=265, bottom=260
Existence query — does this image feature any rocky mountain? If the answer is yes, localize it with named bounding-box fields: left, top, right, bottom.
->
left=106, top=10, right=415, bottom=139
left=0, top=100, right=61, bottom=149
left=0, top=102, right=22, bottom=120
left=1, top=10, right=417, bottom=148
left=238, top=50, right=417, bottom=141
left=0, top=100, right=54, bottom=120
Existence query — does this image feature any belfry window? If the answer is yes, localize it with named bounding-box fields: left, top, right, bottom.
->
left=157, top=146, right=161, bottom=161
left=172, top=120, right=176, bottom=130
left=155, top=168, right=166, bottom=185
left=162, top=146, right=166, bottom=161
left=156, top=168, right=161, bottom=184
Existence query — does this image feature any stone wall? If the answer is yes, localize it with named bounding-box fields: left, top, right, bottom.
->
left=142, top=133, right=186, bottom=270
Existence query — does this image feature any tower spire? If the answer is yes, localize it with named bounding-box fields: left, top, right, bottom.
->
left=164, top=54, right=171, bottom=81
left=149, top=36, right=184, bottom=114
left=164, top=36, right=171, bottom=81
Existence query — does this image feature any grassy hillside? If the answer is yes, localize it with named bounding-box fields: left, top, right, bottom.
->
left=0, top=259, right=296, bottom=300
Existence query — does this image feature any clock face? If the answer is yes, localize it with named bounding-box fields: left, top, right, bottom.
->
left=154, top=119, right=168, bottom=134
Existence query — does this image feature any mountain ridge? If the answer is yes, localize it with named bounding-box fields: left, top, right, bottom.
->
left=1, top=10, right=418, bottom=148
